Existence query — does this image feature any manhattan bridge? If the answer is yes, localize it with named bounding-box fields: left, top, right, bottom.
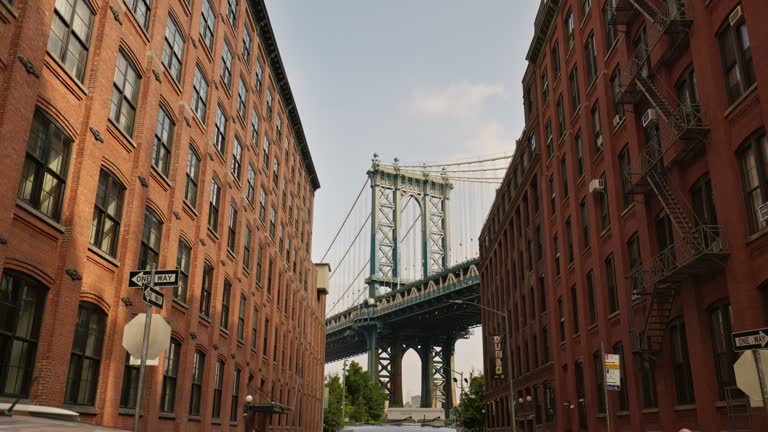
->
left=322, top=153, right=509, bottom=418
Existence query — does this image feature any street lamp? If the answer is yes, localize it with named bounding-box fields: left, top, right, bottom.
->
left=449, top=299, right=517, bottom=432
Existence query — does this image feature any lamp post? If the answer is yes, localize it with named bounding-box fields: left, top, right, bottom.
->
left=449, top=300, right=517, bottom=432
left=447, top=368, right=468, bottom=427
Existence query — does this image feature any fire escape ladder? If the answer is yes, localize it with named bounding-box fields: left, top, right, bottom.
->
left=636, top=284, right=678, bottom=355
left=627, top=0, right=662, bottom=24
left=646, top=170, right=696, bottom=237
left=636, top=75, right=676, bottom=124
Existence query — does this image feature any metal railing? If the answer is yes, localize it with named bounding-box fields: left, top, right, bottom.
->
left=626, top=225, right=728, bottom=295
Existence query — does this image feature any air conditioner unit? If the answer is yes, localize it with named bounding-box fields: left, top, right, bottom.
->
left=613, top=114, right=624, bottom=127
left=642, top=109, right=658, bottom=127
left=759, top=201, right=768, bottom=222
left=589, top=179, right=605, bottom=194
left=729, top=5, right=744, bottom=27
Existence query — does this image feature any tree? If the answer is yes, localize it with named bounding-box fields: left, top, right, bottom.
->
left=344, top=361, right=386, bottom=424
left=323, top=374, right=344, bottom=432
left=458, top=374, right=485, bottom=432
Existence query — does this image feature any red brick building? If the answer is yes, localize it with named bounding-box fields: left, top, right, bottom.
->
left=0, top=0, right=326, bottom=431
left=480, top=0, right=768, bottom=431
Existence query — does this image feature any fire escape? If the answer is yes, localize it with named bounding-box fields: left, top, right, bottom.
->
left=613, top=0, right=730, bottom=358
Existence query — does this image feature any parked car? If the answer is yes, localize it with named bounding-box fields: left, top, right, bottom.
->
left=338, top=425, right=457, bottom=432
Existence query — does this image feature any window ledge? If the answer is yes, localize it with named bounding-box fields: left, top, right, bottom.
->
left=44, top=51, right=88, bottom=99
left=747, top=227, right=768, bottom=245
left=724, top=83, right=758, bottom=120
left=107, top=117, right=137, bottom=150
left=220, top=328, right=230, bottom=337
left=673, top=404, right=697, bottom=412
left=15, top=199, right=66, bottom=234
left=189, top=415, right=201, bottom=422
left=616, top=410, right=630, bottom=416
left=172, top=298, right=189, bottom=311
left=608, top=311, right=620, bottom=321
left=199, top=315, right=211, bottom=326
left=612, top=116, right=627, bottom=134
left=87, top=244, right=121, bottom=267
left=207, top=227, right=220, bottom=242
left=63, top=405, right=97, bottom=415
left=0, top=0, right=18, bottom=18
left=599, top=226, right=611, bottom=239
left=585, top=79, right=598, bottom=97
left=641, top=408, right=659, bottom=413
left=182, top=200, right=198, bottom=220
left=150, top=165, right=173, bottom=192
left=588, top=323, right=598, bottom=332
left=593, top=148, right=605, bottom=164
left=159, top=412, right=176, bottom=419
left=212, top=419, right=222, bottom=425
left=620, top=202, right=636, bottom=218
left=605, top=40, right=619, bottom=62
left=162, top=65, right=183, bottom=96
left=118, top=408, right=144, bottom=416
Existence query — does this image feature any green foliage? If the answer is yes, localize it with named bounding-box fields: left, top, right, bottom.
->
left=458, top=375, right=485, bottom=432
left=323, top=361, right=387, bottom=431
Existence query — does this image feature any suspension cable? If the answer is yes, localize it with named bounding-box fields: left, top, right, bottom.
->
left=319, top=178, right=370, bottom=262
left=328, top=212, right=371, bottom=281
left=397, top=166, right=509, bottom=175
left=379, top=154, right=511, bottom=168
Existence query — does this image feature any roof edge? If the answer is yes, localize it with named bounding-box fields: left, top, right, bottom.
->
left=248, top=0, right=321, bottom=191
left=525, top=0, right=562, bottom=64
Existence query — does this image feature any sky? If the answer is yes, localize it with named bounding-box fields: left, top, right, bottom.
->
left=264, top=0, right=540, bottom=401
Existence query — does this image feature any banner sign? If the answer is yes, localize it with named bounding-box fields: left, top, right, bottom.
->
left=605, top=353, right=621, bottom=391
left=492, top=335, right=505, bottom=379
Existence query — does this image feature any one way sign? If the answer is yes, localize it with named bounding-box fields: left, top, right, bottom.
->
left=143, top=286, right=164, bottom=309
left=128, top=269, right=180, bottom=288
left=733, top=328, right=768, bottom=352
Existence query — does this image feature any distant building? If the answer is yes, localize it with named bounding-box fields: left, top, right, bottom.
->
left=480, top=0, right=768, bottom=431
left=0, top=0, right=325, bottom=431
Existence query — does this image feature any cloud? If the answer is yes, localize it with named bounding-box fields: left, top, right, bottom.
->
left=408, top=81, right=504, bottom=118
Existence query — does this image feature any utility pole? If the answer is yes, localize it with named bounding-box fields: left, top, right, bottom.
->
left=341, top=360, right=348, bottom=425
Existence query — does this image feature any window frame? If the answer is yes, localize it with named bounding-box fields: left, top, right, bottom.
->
left=90, top=168, right=126, bottom=257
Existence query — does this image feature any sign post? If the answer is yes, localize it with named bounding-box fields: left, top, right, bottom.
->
left=732, top=328, right=768, bottom=415
left=601, top=342, right=612, bottom=432
left=133, top=264, right=156, bottom=432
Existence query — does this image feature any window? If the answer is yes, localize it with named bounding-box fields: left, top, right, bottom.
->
left=189, top=350, right=205, bottom=416
left=584, top=33, right=598, bottom=85
left=611, top=67, right=624, bottom=118
left=266, top=258, right=274, bottom=296
left=90, top=169, right=125, bottom=256
left=232, top=136, right=243, bottom=180
left=47, top=0, right=94, bottom=82
left=676, top=66, right=699, bottom=111
left=0, top=270, right=46, bottom=398
left=226, top=0, right=237, bottom=25
left=276, top=116, right=283, bottom=141
left=200, top=0, right=216, bottom=52
left=209, top=179, right=221, bottom=233
left=640, top=356, right=658, bottom=408
left=634, top=26, right=651, bottom=78
left=525, top=83, right=533, bottom=115
left=569, top=66, right=580, bottom=112
left=175, top=239, right=191, bottom=302
left=109, top=51, right=141, bottom=136
left=605, top=254, right=618, bottom=314
left=221, top=279, right=232, bottom=330
left=561, top=155, right=569, bottom=199
left=691, top=173, right=719, bottom=226
left=64, top=303, right=106, bottom=405
left=243, top=225, right=252, bottom=271
left=599, top=172, right=610, bottom=230
left=200, top=262, right=213, bottom=318
left=549, top=174, right=556, bottom=216
left=546, top=119, right=553, bottom=158
left=710, top=302, right=738, bottom=400
left=542, top=325, right=550, bottom=363
left=580, top=197, right=590, bottom=249
left=124, top=0, right=151, bottom=30
left=192, top=66, right=209, bottom=120
left=242, top=25, right=251, bottom=64
left=536, top=225, right=543, bottom=261
left=627, top=233, right=642, bottom=288
left=269, top=207, right=276, bottom=239
left=669, top=318, right=695, bottom=404
left=580, top=0, right=591, bottom=17
left=262, top=136, right=270, bottom=168
left=227, top=204, right=239, bottom=253
left=120, top=353, right=139, bottom=408
left=214, top=105, right=227, bottom=155
left=273, top=157, right=280, bottom=187
left=556, top=94, right=565, bottom=137
left=266, top=90, right=274, bottom=120
left=551, top=40, right=561, bottom=79
left=255, top=60, right=263, bottom=93
left=250, top=109, right=259, bottom=146
left=231, top=367, right=241, bottom=422
left=603, top=0, right=618, bottom=50
left=160, top=338, right=181, bottom=413
left=565, top=9, right=574, bottom=51
left=238, top=294, right=246, bottom=342
left=619, top=145, right=632, bottom=208
left=278, top=225, right=284, bottom=254
left=614, top=342, right=629, bottom=411
left=566, top=218, right=574, bottom=263
left=263, top=317, right=270, bottom=356
left=593, top=350, right=606, bottom=414
left=153, top=106, right=175, bottom=176
left=571, top=285, right=580, bottom=335
left=592, top=102, right=603, bottom=153
left=738, top=132, right=768, bottom=233
left=557, top=296, right=565, bottom=342
left=541, top=68, right=549, bottom=103
left=258, top=187, right=267, bottom=223
left=251, top=307, right=259, bottom=351
left=184, top=147, right=201, bottom=208
left=18, top=110, right=73, bottom=221
left=718, top=9, right=755, bottom=104
left=237, top=78, right=247, bottom=119
left=586, top=271, right=597, bottom=325
left=138, top=208, right=162, bottom=270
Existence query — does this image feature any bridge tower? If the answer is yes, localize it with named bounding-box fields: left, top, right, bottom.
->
left=367, top=155, right=452, bottom=297
left=361, top=155, right=456, bottom=417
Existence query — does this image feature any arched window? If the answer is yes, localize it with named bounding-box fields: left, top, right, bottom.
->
left=65, top=302, right=107, bottom=405
left=0, top=270, right=47, bottom=397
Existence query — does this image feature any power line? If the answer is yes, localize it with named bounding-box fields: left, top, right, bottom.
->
left=319, top=178, right=370, bottom=262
